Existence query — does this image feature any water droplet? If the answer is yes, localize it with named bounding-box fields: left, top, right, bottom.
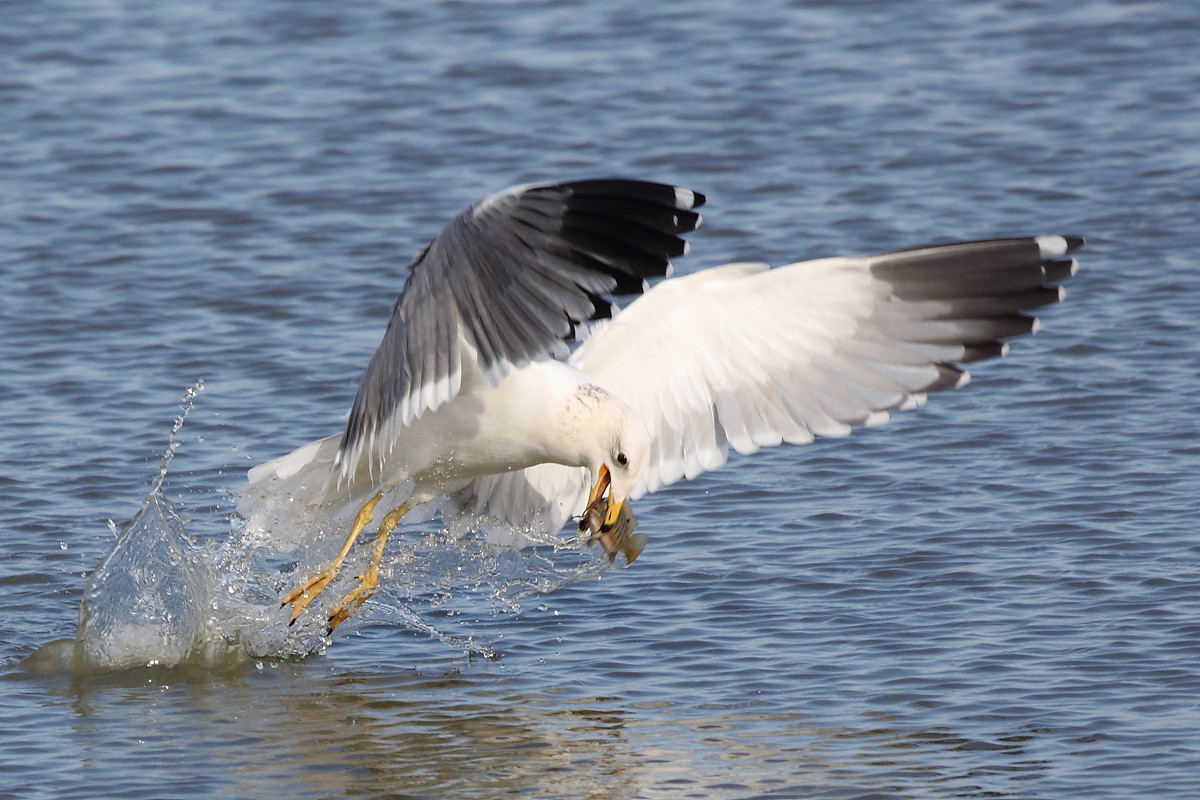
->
left=59, top=542, right=68, bottom=551
left=255, top=661, right=264, bottom=670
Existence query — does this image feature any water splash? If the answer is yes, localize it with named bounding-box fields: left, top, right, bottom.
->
left=30, top=380, right=613, bottom=674
left=65, top=381, right=199, bottom=670
left=152, top=378, right=203, bottom=494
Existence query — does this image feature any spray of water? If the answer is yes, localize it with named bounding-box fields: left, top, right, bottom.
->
left=33, top=380, right=612, bottom=674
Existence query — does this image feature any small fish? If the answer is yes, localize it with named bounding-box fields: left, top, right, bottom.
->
left=580, top=496, right=647, bottom=564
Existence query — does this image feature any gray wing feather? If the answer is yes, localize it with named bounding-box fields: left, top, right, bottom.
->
left=336, top=179, right=705, bottom=479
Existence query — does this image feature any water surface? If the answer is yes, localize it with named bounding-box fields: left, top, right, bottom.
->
left=3, top=1, right=1199, bottom=798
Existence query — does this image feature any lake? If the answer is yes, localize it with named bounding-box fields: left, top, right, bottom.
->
left=2, top=1, right=1198, bottom=798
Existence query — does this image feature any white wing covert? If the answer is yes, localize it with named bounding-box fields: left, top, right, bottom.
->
left=453, top=235, right=1080, bottom=528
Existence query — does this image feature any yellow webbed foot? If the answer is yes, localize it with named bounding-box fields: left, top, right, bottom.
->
left=280, top=491, right=384, bottom=626
left=326, top=564, right=380, bottom=634
left=318, top=500, right=409, bottom=634
left=281, top=565, right=341, bottom=625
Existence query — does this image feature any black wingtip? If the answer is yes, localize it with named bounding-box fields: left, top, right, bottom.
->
left=1064, top=235, right=1085, bottom=252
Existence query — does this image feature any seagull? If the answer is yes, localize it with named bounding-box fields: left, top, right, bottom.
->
left=242, top=178, right=1081, bottom=632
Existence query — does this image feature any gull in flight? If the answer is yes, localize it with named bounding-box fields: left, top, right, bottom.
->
left=242, top=179, right=1081, bottom=632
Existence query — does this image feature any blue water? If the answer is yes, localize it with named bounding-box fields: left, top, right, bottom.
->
left=3, top=0, right=1200, bottom=797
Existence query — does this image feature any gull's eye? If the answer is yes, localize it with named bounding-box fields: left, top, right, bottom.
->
left=616, top=451, right=629, bottom=467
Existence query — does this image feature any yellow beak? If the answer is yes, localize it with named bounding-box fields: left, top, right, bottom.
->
left=584, top=464, right=610, bottom=511
left=602, top=495, right=625, bottom=530
left=579, top=464, right=626, bottom=533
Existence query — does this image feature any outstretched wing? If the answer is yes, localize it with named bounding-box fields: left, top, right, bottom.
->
left=452, top=235, right=1081, bottom=530
left=336, top=179, right=705, bottom=481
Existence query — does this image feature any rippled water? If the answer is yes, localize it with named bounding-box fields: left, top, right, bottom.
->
left=3, top=0, right=1200, bottom=797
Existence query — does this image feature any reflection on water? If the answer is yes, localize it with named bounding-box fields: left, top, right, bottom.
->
left=229, top=678, right=647, bottom=800
left=21, top=657, right=1060, bottom=800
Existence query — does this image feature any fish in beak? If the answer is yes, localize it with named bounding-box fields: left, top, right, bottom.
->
left=579, top=464, right=647, bottom=563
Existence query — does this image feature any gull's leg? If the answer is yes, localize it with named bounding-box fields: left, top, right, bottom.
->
left=282, top=491, right=384, bottom=625
left=326, top=502, right=411, bottom=633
